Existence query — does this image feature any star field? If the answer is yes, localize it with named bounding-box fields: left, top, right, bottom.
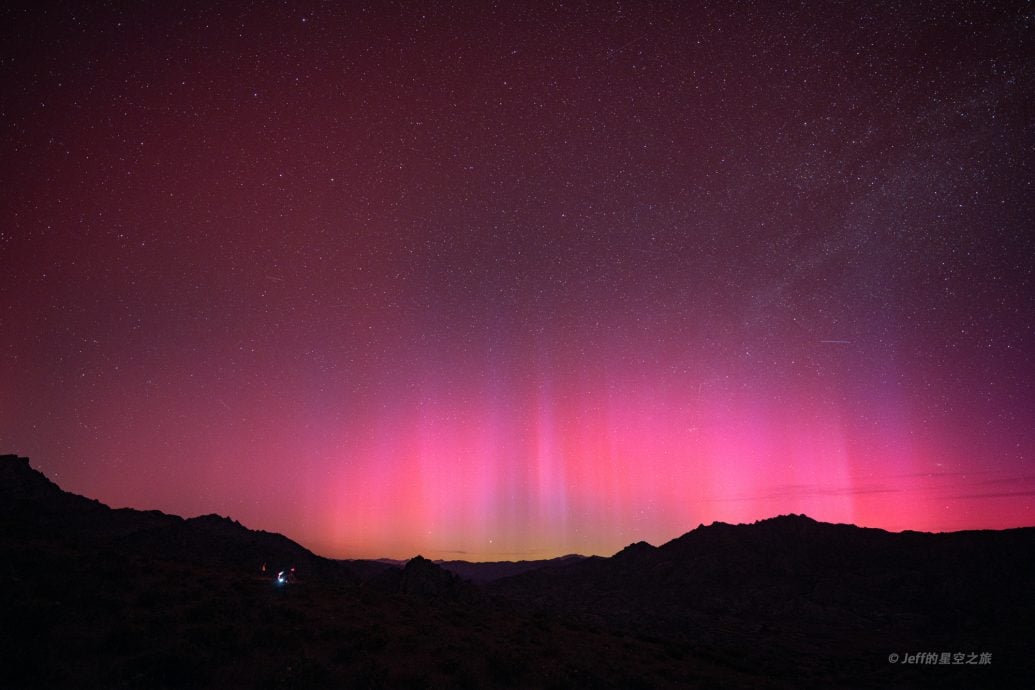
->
left=2, top=1, right=1033, bottom=559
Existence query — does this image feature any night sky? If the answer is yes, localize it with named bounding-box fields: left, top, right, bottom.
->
left=2, top=1, right=1033, bottom=560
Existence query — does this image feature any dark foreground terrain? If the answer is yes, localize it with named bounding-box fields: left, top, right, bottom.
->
left=2, top=454, right=1033, bottom=688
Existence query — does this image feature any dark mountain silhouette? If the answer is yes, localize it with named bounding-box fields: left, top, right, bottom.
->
left=1, top=454, right=353, bottom=583
left=3, top=453, right=1034, bottom=688
left=435, top=554, right=587, bottom=583
left=491, top=514, right=1035, bottom=685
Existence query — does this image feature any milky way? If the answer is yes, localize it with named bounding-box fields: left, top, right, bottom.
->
left=2, top=1, right=1033, bottom=559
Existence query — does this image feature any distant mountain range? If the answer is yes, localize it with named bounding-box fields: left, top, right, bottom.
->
left=3, top=453, right=1034, bottom=688
left=346, top=554, right=588, bottom=584
left=0, top=452, right=582, bottom=583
